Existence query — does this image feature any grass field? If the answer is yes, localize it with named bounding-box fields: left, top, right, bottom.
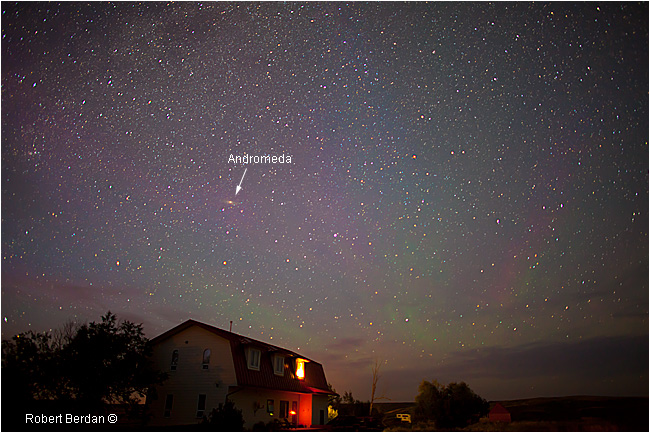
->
left=469, top=396, right=649, bottom=432
left=385, top=396, right=648, bottom=432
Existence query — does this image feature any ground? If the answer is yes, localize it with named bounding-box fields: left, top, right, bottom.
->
left=384, top=396, right=648, bottom=432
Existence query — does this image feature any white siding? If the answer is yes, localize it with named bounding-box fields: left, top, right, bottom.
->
left=312, top=394, right=329, bottom=426
left=146, top=326, right=237, bottom=426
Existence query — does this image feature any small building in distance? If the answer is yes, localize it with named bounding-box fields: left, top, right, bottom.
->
left=488, top=402, right=512, bottom=423
left=146, top=319, right=334, bottom=429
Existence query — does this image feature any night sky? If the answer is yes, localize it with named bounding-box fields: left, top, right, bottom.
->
left=2, top=2, right=648, bottom=401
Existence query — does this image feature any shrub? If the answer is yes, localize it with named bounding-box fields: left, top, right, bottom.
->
left=203, top=400, right=245, bottom=431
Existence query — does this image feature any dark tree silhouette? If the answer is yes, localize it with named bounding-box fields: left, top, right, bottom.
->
left=414, top=379, right=489, bottom=429
left=342, top=390, right=358, bottom=404
left=2, top=330, right=64, bottom=401
left=328, top=383, right=341, bottom=409
left=2, top=311, right=167, bottom=424
left=337, top=390, right=373, bottom=417
left=62, top=312, right=167, bottom=409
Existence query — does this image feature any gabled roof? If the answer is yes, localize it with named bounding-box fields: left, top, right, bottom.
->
left=489, top=403, right=510, bottom=414
left=150, top=319, right=333, bottom=395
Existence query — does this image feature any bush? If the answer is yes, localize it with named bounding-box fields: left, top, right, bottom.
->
left=251, top=419, right=284, bottom=431
left=203, top=400, right=245, bottom=431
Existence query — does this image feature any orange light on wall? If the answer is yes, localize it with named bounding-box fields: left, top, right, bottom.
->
left=289, top=410, right=296, bottom=416
left=295, top=358, right=305, bottom=380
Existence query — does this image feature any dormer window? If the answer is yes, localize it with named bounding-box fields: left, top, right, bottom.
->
left=295, top=358, right=306, bottom=380
left=202, top=349, right=211, bottom=370
left=247, top=347, right=261, bottom=370
left=171, top=350, right=179, bottom=371
left=273, top=355, right=285, bottom=375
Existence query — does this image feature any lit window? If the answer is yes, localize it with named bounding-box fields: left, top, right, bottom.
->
left=267, top=399, right=274, bottom=416
left=248, top=348, right=261, bottom=370
left=196, top=394, right=206, bottom=418
left=295, top=358, right=305, bottom=380
left=202, top=349, right=211, bottom=369
left=274, top=355, right=285, bottom=375
left=171, top=350, right=179, bottom=371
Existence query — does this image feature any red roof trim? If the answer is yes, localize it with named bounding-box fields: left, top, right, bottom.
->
left=305, top=386, right=337, bottom=395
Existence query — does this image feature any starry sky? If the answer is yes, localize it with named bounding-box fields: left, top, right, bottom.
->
left=2, top=2, right=648, bottom=402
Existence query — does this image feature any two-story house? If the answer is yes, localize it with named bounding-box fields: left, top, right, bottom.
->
left=146, top=319, right=334, bottom=428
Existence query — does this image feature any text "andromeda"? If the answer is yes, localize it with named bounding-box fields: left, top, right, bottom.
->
left=228, top=154, right=293, bottom=164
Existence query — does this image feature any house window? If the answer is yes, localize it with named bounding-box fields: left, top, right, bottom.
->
left=247, top=347, right=261, bottom=370
left=290, top=401, right=298, bottom=425
left=202, top=349, right=211, bottom=369
left=171, top=350, right=179, bottom=371
left=273, top=355, right=285, bottom=375
left=280, top=400, right=289, bottom=418
left=295, top=358, right=305, bottom=380
left=196, top=394, right=206, bottom=418
left=164, top=394, right=174, bottom=418
left=267, top=399, right=274, bottom=416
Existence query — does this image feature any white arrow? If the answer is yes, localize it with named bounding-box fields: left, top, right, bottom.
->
left=235, top=168, right=247, bottom=196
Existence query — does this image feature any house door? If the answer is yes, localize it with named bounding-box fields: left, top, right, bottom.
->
left=280, top=400, right=289, bottom=419
left=320, top=409, right=325, bottom=425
